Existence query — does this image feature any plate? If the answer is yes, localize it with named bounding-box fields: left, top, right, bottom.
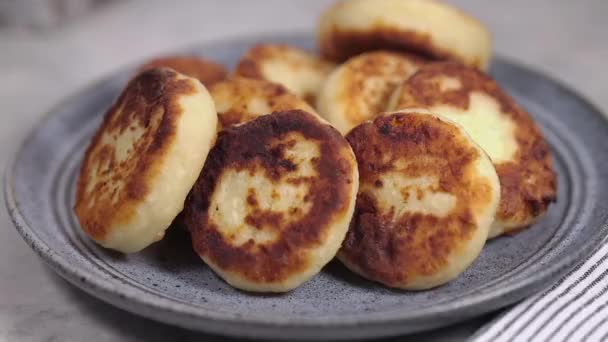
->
left=5, top=34, right=608, bottom=340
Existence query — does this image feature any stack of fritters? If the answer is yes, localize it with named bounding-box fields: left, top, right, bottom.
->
left=74, top=0, right=556, bottom=292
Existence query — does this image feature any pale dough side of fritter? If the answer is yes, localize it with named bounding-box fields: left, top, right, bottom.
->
left=318, top=0, right=492, bottom=70
left=317, top=51, right=422, bottom=134
left=388, top=62, right=556, bottom=238
left=341, top=110, right=500, bottom=290
left=184, top=110, right=358, bottom=292
left=74, top=68, right=217, bottom=253
left=234, top=43, right=335, bottom=105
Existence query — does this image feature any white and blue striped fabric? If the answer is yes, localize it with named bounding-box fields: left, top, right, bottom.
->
left=472, top=240, right=608, bottom=342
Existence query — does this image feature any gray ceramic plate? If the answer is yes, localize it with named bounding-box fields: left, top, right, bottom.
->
left=5, top=33, right=608, bottom=340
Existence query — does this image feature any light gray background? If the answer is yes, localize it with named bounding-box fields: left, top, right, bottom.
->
left=1, top=1, right=606, bottom=341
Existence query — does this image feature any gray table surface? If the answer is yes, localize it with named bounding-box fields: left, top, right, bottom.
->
left=1, top=1, right=606, bottom=341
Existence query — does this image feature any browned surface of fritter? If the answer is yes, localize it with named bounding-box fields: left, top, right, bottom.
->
left=139, top=56, right=227, bottom=87
left=210, top=77, right=314, bottom=129
left=335, top=51, right=423, bottom=124
left=393, top=62, right=557, bottom=230
left=235, top=43, right=333, bottom=78
left=74, top=68, right=196, bottom=240
left=234, top=43, right=334, bottom=103
left=184, top=110, right=356, bottom=283
left=319, top=26, right=478, bottom=66
left=342, top=113, right=494, bottom=286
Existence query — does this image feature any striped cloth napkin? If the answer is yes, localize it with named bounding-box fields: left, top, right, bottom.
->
left=472, top=240, right=608, bottom=342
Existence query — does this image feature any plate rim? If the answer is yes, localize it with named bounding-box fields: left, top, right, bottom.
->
left=5, top=32, right=608, bottom=340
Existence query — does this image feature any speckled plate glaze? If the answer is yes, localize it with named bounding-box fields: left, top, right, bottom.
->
left=5, top=34, right=608, bottom=340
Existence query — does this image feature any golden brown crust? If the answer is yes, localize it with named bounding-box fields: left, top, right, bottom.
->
left=74, top=68, right=196, bottom=240
left=320, top=27, right=452, bottom=63
left=235, top=43, right=333, bottom=78
left=234, top=43, right=335, bottom=104
left=210, top=77, right=315, bottom=129
left=332, top=51, right=423, bottom=126
left=184, top=110, right=356, bottom=284
left=139, top=56, right=227, bottom=87
left=233, top=44, right=270, bottom=79
left=342, top=112, right=494, bottom=286
left=392, top=62, right=557, bottom=230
